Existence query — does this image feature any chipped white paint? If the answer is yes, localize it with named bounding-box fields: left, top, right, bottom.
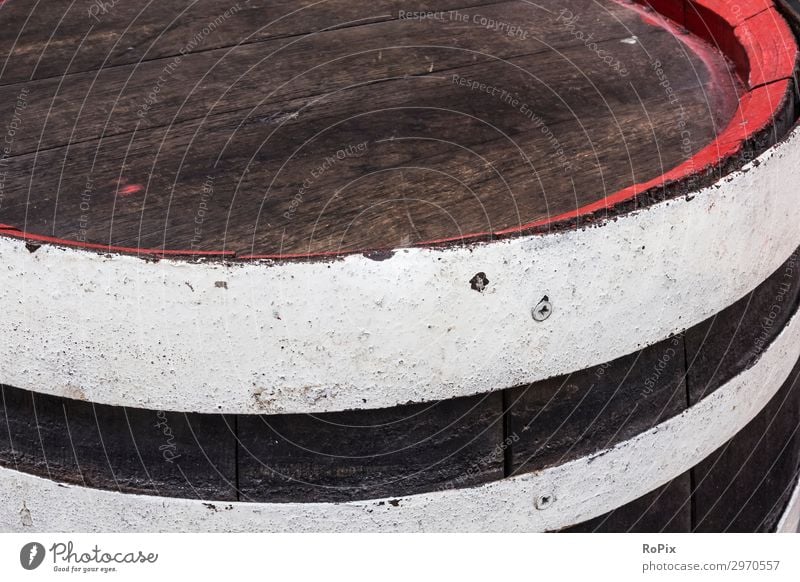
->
left=777, top=477, right=800, bottom=533
left=1, top=127, right=800, bottom=414
left=1, top=306, right=798, bottom=532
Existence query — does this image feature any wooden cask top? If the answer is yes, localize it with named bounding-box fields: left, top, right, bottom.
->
left=0, top=0, right=752, bottom=257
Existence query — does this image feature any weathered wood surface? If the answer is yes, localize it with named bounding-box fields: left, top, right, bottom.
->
left=0, top=0, right=740, bottom=255
left=0, top=386, right=238, bottom=500
left=558, top=252, right=800, bottom=532
left=237, top=392, right=504, bottom=502
left=0, top=384, right=504, bottom=502
left=507, top=336, right=687, bottom=474
left=560, top=358, right=800, bottom=532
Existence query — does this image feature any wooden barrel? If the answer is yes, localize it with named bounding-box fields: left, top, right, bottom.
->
left=0, top=0, right=799, bottom=532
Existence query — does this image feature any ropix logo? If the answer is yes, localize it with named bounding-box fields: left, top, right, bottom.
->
left=19, top=542, right=46, bottom=570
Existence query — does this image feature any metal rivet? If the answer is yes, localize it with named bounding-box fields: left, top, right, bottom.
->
left=470, top=272, right=489, bottom=292
left=535, top=494, right=555, bottom=510
left=532, top=295, right=553, bottom=322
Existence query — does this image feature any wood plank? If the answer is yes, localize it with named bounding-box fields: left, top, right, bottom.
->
left=0, top=384, right=238, bottom=500
left=236, top=392, right=503, bottom=502
left=0, top=87, right=723, bottom=255
left=507, top=336, right=687, bottom=473
left=0, top=0, right=740, bottom=255
left=0, top=1, right=707, bottom=153
left=0, top=0, right=507, bottom=85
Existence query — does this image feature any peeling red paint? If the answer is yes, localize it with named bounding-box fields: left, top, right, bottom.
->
left=118, top=184, right=144, bottom=197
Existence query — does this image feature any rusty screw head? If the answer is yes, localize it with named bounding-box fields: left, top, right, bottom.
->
left=532, top=296, right=553, bottom=322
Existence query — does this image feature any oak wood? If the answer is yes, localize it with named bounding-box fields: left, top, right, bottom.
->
left=0, top=387, right=238, bottom=500
left=507, top=337, right=688, bottom=474
left=237, top=392, right=504, bottom=502
left=686, top=250, right=800, bottom=401
left=0, top=0, right=741, bottom=255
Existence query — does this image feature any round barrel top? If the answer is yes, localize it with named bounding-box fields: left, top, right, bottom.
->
left=0, top=0, right=788, bottom=258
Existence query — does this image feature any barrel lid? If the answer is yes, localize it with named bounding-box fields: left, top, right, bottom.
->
left=0, top=0, right=792, bottom=261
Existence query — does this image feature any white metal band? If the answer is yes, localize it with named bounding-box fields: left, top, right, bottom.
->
left=1, top=301, right=798, bottom=532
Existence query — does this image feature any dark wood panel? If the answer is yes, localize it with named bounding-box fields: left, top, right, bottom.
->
left=0, top=0, right=506, bottom=85
left=691, top=359, right=800, bottom=532
left=561, top=475, right=692, bottom=532
left=507, top=336, right=687, bottom=474
left=686, top=250, right=800, bottom=402
left=237, top=392, right=504, bottom=502
left=0, top=0, right=741, bottom=255
left=0, top=87, right=721, bottom=255
left=0, top=1, right=697, bottom=154
left=0, top=384, right=505, bottom=503
left=0, top=385, right=238, bottom=500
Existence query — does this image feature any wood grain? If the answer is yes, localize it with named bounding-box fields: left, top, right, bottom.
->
left=237, top=392, right=503, bottom=502
left=0, top=386, right=238, bottom=500
left=507, top=337, right=688, bottom=474
left=0, top=0, right=741, bottom=255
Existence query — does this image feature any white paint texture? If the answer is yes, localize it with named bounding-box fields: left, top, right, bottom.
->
left=777, top=478, right=800, bottom=533
left=2, top=127, right=800, bottom=414
left=1, top=306, right=798, bottom=532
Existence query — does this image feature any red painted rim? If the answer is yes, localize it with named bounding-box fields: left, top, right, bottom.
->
left=1, top=0, right=797, bottom=261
